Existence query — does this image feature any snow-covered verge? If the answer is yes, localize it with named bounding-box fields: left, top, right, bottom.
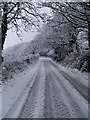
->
left=65, top=67, right=88, bottom=81
left=51, top=60, right=88, bottom=88
left=60, top=61, right=88, bottom=80
left=60, top=65, right=88, bottom=86
left=2, top=62, right=39, bottom=118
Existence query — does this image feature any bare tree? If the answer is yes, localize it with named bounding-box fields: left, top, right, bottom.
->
left=0, top=1, right=44, bottom=49
left=0, top=4, right=2, bottom=64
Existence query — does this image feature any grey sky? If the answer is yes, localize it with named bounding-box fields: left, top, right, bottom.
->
left=4, top=29, right=37, bottom=49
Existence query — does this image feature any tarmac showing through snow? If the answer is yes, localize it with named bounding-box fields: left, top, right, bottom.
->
left=2, top=57, right=88, bottom=118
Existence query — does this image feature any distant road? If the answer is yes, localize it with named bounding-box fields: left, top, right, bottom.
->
left=5, top=57, right=88, bottom=118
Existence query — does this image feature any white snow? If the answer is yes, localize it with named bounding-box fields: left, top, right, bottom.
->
left=3, top=42, right=34, bottom=63
left=2, top=62, right=39, bottom=118
left=50, top=64, right=88, bottom=118
left=2, top=57, right=88, bottom=118
left=51, top=60, right=88, bottom=88
left=33, top=62, right=46, bottom=118
left=39, top=57, right=52, bottom=61
left=59, top=65, right=88, bottom=87
left=12, top=69, right=38, bottom=118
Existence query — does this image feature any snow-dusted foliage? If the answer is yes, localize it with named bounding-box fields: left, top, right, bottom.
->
left=3, top=43, right=34, bottom=63
left=1, top=42, right=39, bottom=81
left=77, top=28, right=88, bottom=54
left=1, top=2, right=89, bottom=82
left=32, top=4, right=89, bottom=72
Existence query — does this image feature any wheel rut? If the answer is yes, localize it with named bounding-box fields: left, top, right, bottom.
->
left=49, top=64, right=88, bottom=118
left=44, top=62, right=54, bottom=118
left=19, top=69, right=41, bottom=118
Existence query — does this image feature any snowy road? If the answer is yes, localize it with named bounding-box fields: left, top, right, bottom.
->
left=3, top=57, right=88, bottom=118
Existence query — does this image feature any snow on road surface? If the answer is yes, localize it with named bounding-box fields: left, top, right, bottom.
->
left=2, top=57, right=88, bottom=118
left=2, top=63, right=39, bottom=118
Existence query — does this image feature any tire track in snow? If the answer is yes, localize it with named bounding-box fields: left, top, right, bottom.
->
left=44, top=61, right=74, bottom=118
left=5, top=69, right=38, bottom=118
left=43, top=61, right=54, bottom=118
left=20, top=62, right=46, bottom=118
left=46, top=64, right=74, bottom=118
left=5, top=58, right=88, bottom=118
left=19, top=68, right=41, bottom=118
left=49, top=64, right=88, bottom=118
left=50, top=61, right=88, bottom=102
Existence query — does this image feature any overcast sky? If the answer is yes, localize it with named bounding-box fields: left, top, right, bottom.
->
left=4, top=29, right=38, bottom=49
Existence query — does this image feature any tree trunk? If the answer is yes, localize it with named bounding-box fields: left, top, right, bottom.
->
left=84, top=2, right=90, bottom=73
left=0, top=5, right=2, bottom=64
left=88, top=22, right=90, bottom=73
left=1, top=3, right=8, bottom=50
left=88, top=22, right=90, bottom=50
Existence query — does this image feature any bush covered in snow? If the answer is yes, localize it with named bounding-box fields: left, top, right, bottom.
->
left=1, top=42, right=39, bottom=82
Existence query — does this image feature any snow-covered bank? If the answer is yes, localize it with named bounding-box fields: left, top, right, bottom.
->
left=2, top=62, right=39, bottom=118
left=51, top=60, right=88, bottom=89
left=59, top=65, right=88, bottom=87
